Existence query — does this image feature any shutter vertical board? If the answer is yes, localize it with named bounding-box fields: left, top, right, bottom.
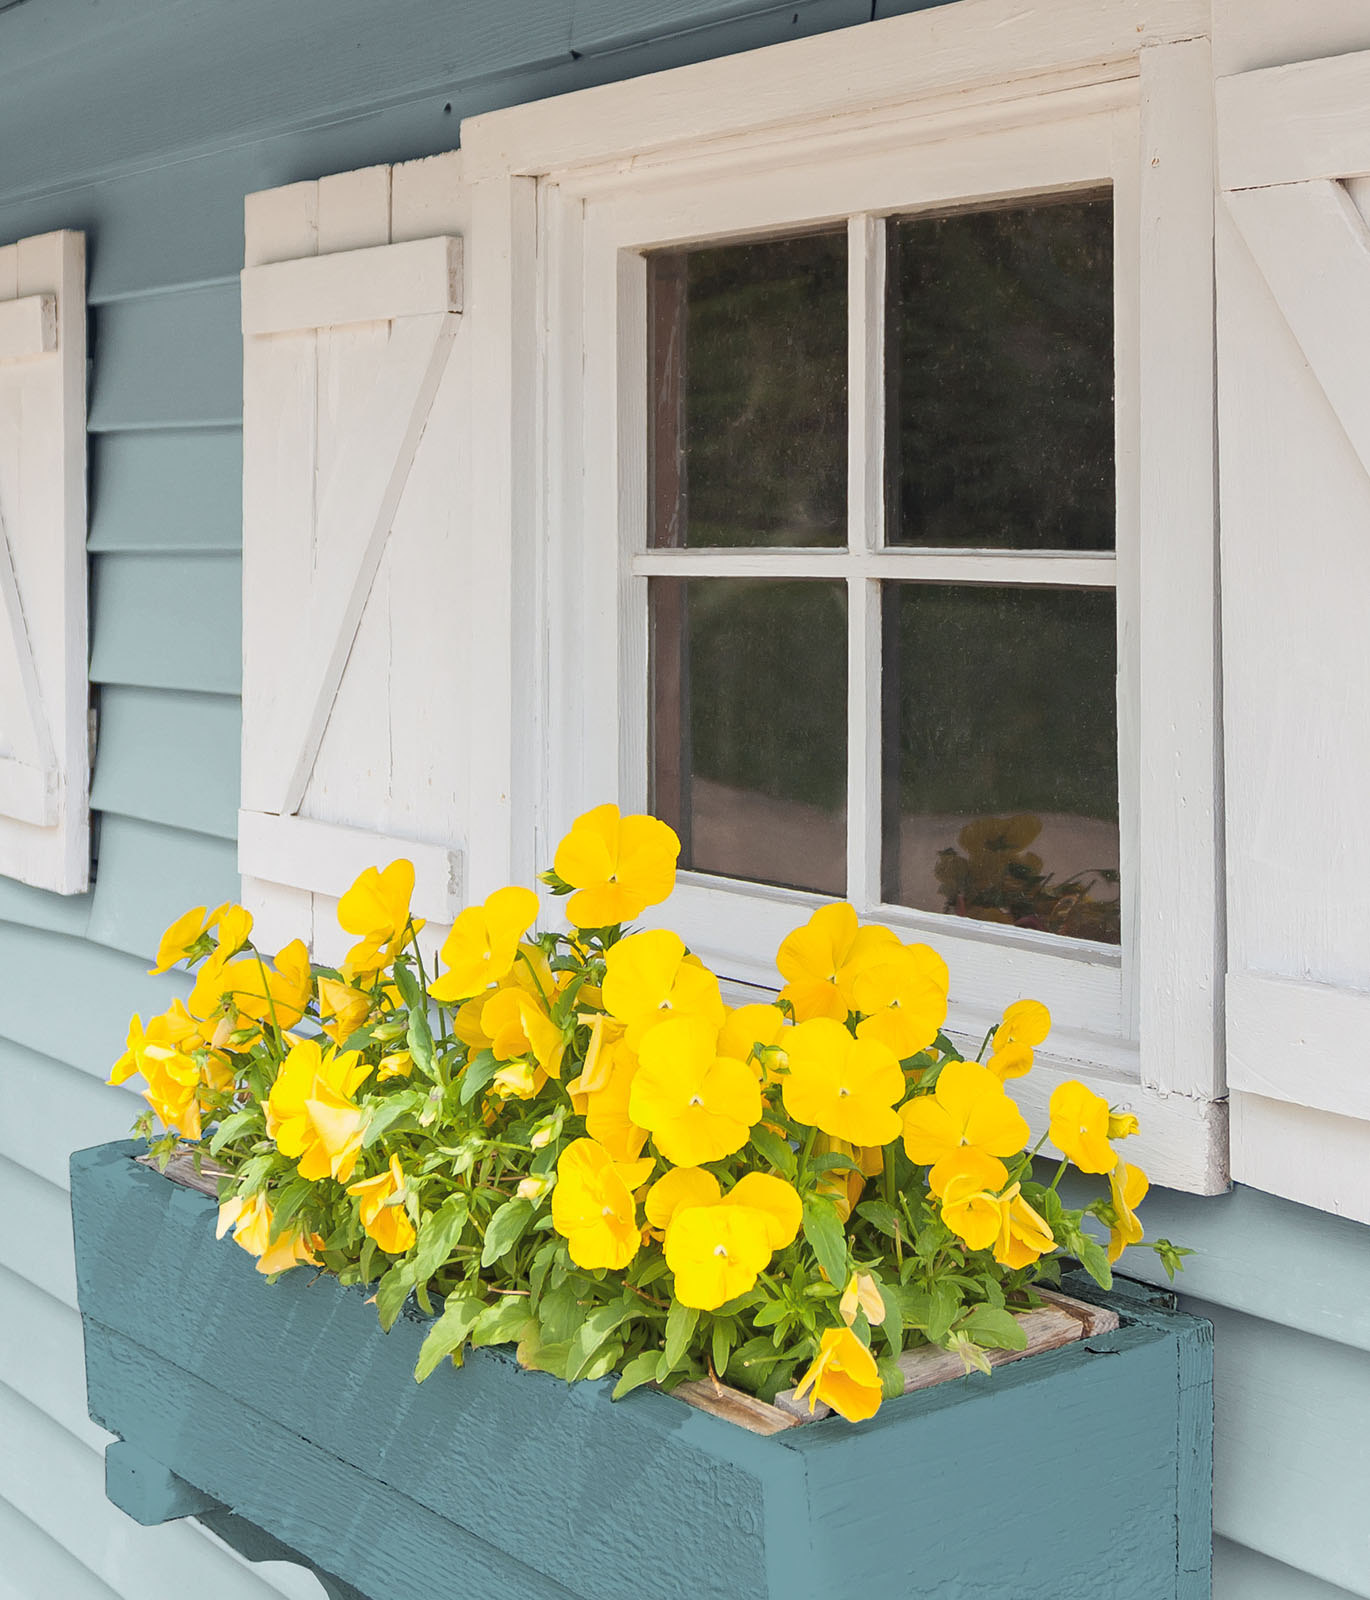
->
left=0, top=230, right=89, bottom=893
left=1217, top=51, right=1370, bottom=1218
left=240, top=156, right=469, bottom=960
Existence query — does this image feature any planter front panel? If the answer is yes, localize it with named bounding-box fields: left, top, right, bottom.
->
left=72, top=1142, right=1213, bottom=1600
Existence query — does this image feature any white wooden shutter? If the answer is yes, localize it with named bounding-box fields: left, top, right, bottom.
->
left=1217, top=49, right=1370, bottom=1221
left=0, top=230, right=88, bottom=894
left=240, top=157, right=474, bottom=959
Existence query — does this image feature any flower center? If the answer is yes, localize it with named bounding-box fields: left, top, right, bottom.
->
left=601, top=1205, right=615, bottom=1218
left=713, top=1244, right=730, bottom=1258
left=837, top=1085, right=850, bottom=1098
left=689, top=1094, right=704, bottom=1107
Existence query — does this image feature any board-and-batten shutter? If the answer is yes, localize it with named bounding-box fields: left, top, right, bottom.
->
left=0, top=230, right=88, bottom=894
left=240, top=158, right=474, bottom=962
left=1216, top=49, right=1370, bottom=1222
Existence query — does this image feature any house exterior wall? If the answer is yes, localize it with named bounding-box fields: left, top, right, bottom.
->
left=0, top=3, right=1364, bottom=1598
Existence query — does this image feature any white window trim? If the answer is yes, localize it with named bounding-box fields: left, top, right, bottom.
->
left=459, top=0, right=1225, bottom=1192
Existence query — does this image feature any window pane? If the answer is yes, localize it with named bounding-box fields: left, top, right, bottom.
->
left=886, top=196, right=1114, bottom=550
left=648, top=232, right=847, bottom=548
left=651, top=577, right=846, bottom=894
left=882, top=583, right=1119, bottom=943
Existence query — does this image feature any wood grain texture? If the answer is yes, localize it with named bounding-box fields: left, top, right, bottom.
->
left=73, top=1143, right=1212, bottom=1599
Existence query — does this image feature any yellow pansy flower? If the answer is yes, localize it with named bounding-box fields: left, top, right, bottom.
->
left=601, top=928, right=725, bottom=1048
left=480, top=987, right=566, bottom=1080
left=899, top=1060, right=1030, bottom=1189
left=793, top=1326, right=883, bottom=1422
left=550, top=1138, right=643, bottom=1270
left=215, top=904, right=254, bottom=962
left=491, top=1060, right=543, bottom=1101
left=216, top=1193, right=318, bottom=1276
left=581, top=1035, right=649, bottom=1162
left=992, top=1183, right=1055, bottom=1269
left=337, top=860, right=423, bottom=977
left=726, top=1171, right=802, bottom=1249
left=664, top=1202, right=774, bottom=1310
left=629, top=1015, right=762, bottom=1165
left=718, top=1002, right=789, bottom=1080
left=781, top=1017, right=904, bottom=1147
left=317, top=976, right=373, bottom=1046
left=552, top=803, right=680, bottom=928
left=938, top=1151, right=1012, bottom=1251
left=644, top=1165, right=722, bottom=1230
left=1108, top=1110, right=1140, bottom=1141
left=148, top=905, right=212, bottom=976
left=1106, top=1159, right=1149, bottom=1262
left=851, top=941, right=949, bottom=1060
left=985, top=1042, right=1034, bottom=1082
left=347, top=1155, right=416, bottom=1255
left=812, top=1133, right=884, bottom=1222
left=267, top=1039, right=371, bottom=1182
left=187, top=950, right=309, bottom=1043
left=776, top=902, right=899, bottom=1022
left=1048, top=1079, right=1116, bottom=1174
left=429, top=885, right=541, bottom=1004
left=840, top=1272, right=886, bottom=1328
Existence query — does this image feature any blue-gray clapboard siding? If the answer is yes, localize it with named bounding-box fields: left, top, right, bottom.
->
left=0, top=3, right=1365, bottom=1598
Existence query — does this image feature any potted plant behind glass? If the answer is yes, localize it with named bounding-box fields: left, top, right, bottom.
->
left=72, top=805, right=1211, bottom=1600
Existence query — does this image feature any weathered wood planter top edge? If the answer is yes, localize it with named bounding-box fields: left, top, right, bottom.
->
left=139, top=1143, right=1121, bottom=1434
left=72, top=1140, right=1214, bottom=1600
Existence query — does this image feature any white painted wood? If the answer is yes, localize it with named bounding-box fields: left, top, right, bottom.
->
left=1135, top=38, right=1222, bottom=1104
left=1228, top=973, right=1370, bottom=1123
left=0, top=230, right=88, bottom=893
left=631, top=549, right=1118, bottom=585
left=1231, top=1091, right=1370, bottom=1225
left=1218, top=49, right=1370, bottom=190
left=1212, top=0, right=1370, bottom=78
left=237, top=811, right=462, bottom=923
left=241, top=155, right=474, bottom=950
left=240, top=235, right=462, bottom=334
left=0, top=293, right=55, bottom=360
left=461, top=0, right=1207, bottom=181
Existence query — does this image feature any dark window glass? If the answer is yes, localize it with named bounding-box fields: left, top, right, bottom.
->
left=886, top=196, right=1114, bottom=550
left=651, top=577, right=846, bottom=894
left=648, top=232, right=847, bottom=548
left=881, top=583, right=1120, bottom=943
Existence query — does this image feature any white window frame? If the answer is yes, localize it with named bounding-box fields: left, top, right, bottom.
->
left=460, top=0, right=1225, bottom=1192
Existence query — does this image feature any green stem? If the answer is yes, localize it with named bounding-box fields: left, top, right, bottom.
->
left=1048, top=1158, right=1069, bottom=1193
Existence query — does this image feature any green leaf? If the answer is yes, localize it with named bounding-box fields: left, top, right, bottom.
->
left=876, top=1354, right=907, bottom=1400
left=809, top=1151, right=861, bottom=1177
left=361, top=1090, right=424, bottom=1148
left=566, top=1299, right=638, bottom=1381
left=957, top=1304, right=1028, bottom=1352
left=208, top=1109, right=259, bottom=1156
left=873, top=1272, right=903, bottom=1357
left=391, top=959, right=425, bottom=1013
left=801, top=1193, right=850, bottom=1291
left=413, top=1291, right=483, bottom=1380
left=480, top=1197, right=534, bottom=1267
left=411, top=1193, right=470, bottom=1280
left=855, top=1199, right=903, bottom=1238
left=1073, top=1233, right=1113, bottom=1290
left=711, top=1317, right=735, bottom=1379
left=749, top=1125, right=797, bottom=1179
left=663, top=1300, right=699, bottom=1373
left=406, top=994, right=436, bottom=1079
left=612, top=1350, right=662, bottom=1400
left=374, top=1262, right=418, bottom=1332
left=460, top=1048, right=500, bottom=1106
left=471, top=1296, right=535, bottom=1348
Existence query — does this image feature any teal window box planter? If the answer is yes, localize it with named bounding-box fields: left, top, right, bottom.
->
left=72, top=1141, right=1213, bottom=1600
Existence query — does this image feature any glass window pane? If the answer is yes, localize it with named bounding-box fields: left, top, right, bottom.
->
left=881, top=583, right=1119, bottom=943
left=885, top=196, right=1114, bottom=551
left=648, top=232, right=847, bottom=548
left=651, top=577, right=846, bottom=894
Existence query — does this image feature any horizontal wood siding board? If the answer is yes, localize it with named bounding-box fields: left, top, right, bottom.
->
left=0, top=1155, right=77, bottom=1309
left=0, top=1038, right=141, bottom=1191
left=1057, top=1167, right=1370, bottom=1356
left=87, top=817, right=241, bottom=961
left=89, top=430, right=242, bottom=554
left=90, top=554, right=242, bottom=694
left=1198, top=1298, right=1370, bottom=1598
left=0, top=1382, right=314, bottom=1600
left=1214, top=1537, right=1364, bottom=1600
left=90, top=687, right=241, bottom=840
left=88, top=285, right=242, bottom=432
left=0, top=1264, right=109, bottom=1450
left=0, top=923, right=186, bottom=1079
left=568, top=0, right=868, bottom=57
left=0, top=1491, right=125, bottom=1600
left=0, top=873, right=92, bottom=937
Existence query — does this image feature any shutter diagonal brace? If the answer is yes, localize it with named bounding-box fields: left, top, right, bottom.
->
left=0, top=495, right=57, bottom=827
left=263, top=309, right=459, bottom=818
left=1226, top=178, right=1370, bottom=486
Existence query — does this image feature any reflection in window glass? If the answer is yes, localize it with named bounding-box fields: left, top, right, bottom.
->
left=651, top=578, right=846, bottom=894
left=648, top=232, right=847, bottom=548
left=882, top=583, right=1120, bottom=943
left=886, top=196, right=1115, bottom=550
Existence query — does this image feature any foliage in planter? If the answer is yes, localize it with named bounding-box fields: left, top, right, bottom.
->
left=110, top=805, right=1182, bottom=1422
